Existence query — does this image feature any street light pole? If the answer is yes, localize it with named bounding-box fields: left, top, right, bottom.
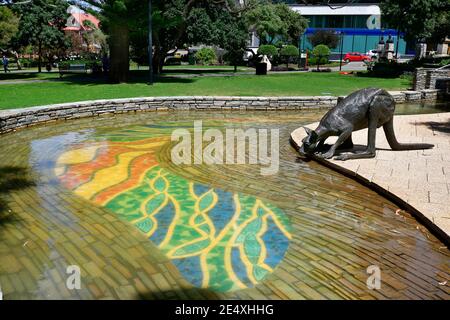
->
left=148, top=0, right=153, bottom=85
left=339, top=32, right=344, bottom=71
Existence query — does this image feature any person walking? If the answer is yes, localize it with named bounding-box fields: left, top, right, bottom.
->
left=2, top=55, right=10, bottom=73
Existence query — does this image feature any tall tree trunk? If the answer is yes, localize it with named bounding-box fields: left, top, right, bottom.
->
left=38, top=41, right=42, bottom=73
left=109, top=24, right=130, bottom=83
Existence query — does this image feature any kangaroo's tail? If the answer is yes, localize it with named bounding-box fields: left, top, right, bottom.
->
left=383, top=117, right=434, bottom=150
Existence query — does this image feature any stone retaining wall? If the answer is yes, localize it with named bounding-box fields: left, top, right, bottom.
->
left=0, top=96, right=337, bottom=134
left=414, top=67, right=450, bottom=91
left=414, top=68, right=429, bottom=91
left=0, top=93, right=443, bottom=134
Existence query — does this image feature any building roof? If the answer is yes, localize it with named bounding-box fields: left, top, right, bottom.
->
left=290, top=4, right=381, bottom=16
left=64, top=5, right=100, bottom=32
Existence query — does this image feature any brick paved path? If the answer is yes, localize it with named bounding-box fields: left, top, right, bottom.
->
left=291, top=112, right=450, bottom=237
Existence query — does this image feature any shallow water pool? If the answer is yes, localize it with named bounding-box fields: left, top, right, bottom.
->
left=0, top=104, right=448, bottom=300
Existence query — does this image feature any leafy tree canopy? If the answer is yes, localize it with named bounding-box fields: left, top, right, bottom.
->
left=0, top=6, right=19, bottom=48
left=280, top=44, right=298, bottom=67
left=258, top=44, right=278, bottom=57
left=12, top=0, right=69, bottom=71
left=312, top=44, right=330, bottom=58
left=245, top=2, right=307, bottom=45
left=308, top=29, right=339, bottom=49
left=280, top=44, right=299, bottom=57
left=186, top=2, right=249, bottom=70
left=380, top=0, right=450, bottom=43
left=312, top=44, right=330, bottom=70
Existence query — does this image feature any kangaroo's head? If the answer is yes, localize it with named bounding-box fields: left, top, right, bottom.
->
left=299, top=127, right=319, bottom=156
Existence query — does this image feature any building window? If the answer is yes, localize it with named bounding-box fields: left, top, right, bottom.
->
left=328, top=16, right=344, bottom=28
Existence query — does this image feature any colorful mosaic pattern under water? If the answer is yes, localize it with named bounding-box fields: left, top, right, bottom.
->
left=54, top=125, right=291, bottom=292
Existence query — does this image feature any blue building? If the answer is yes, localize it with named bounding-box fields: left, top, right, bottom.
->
left=290, top=4, right=409, bottom=57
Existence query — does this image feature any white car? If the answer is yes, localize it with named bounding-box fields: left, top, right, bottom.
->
left=243, top=47, right=258, bottom=62
left=366, top=49, right=378, bottom=60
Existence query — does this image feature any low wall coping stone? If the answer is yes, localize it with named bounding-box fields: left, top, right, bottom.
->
left=0, top=92, right=443, bottom=134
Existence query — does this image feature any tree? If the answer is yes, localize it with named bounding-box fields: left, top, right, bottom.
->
left=245, top=3, right=307, bottom=45
left=0, top=6, right=18, bottom=49
left=0, top=5, right=20, bottom=69
left=312, top=44, right=330, bottom=71
left=430, top=9, right=450, bottom=44
left=82, top=20, right=107, bottom=54
left=81, top=0, right=256, bottom=82
left=258, top=44, right=278, bottom=58
left=186, top=3, right=249, bottom=72
left=95, top=0, right=146, bottom=82
left=280, top=44, right=299, bottom=68
left=380, top=0, right=450, bottom=44
left=14, top=0, right=69, bottom=72
left=220, top=18, right=249, bottom=72
left=308, top=29, right=339, bottom=49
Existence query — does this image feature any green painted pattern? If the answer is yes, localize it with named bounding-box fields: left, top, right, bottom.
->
left=56, top=124, right=292, bottom=292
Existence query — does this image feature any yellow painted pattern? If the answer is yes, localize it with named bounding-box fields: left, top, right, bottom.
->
left=74, top=150, right=149, bottom=200
left=56, top=145, right=104, bottom=167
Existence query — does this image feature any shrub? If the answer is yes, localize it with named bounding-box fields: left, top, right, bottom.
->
left=279, top=45, right=299, bottom=68
left=439, top=58, right=450, bottom=67
left=195, top=48, right=217, bottom=65
left=311, top=68, right=332, bottom=73
left=361, top=61, right=412, bottom=78
left=312, top=45, right=331, bottom=70
left=19, top=58, right=39, bottom=68
left=258, top=45, right=278, bottom=58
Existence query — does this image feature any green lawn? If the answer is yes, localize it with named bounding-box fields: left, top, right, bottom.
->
left=0, top=72, right=411, bottom=110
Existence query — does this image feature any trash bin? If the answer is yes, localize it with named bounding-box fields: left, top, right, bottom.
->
left=256, top=62, right=267, bottom=75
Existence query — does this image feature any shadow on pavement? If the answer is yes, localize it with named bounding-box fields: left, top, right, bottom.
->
left=415, top=120, right=450, bottom=134
left=0, top=166, right=35, bottom=229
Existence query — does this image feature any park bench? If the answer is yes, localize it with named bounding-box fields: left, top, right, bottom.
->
left=58, top=64, right=89, bottom=78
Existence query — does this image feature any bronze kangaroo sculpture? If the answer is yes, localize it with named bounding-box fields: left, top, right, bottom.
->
left=298, top=88, right=434, bottom=161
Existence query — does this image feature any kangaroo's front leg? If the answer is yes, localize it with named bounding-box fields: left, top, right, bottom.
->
left=315, top=129, right=352, bottom=159
left=335, top=112, right=378, bottom=161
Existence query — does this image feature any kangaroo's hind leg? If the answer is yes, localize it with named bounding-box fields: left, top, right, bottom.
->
left=338, top=134, right=353, bottom=150
left=334, top=108, right=379, bottom=161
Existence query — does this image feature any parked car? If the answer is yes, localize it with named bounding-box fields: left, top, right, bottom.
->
left=343, top=52, right=371, bottom=63
left=243, top=47, right=258, bottom=62
left=365, top=49, right=378, bottom=60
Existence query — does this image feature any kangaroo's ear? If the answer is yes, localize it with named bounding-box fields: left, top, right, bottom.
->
left=303, top=127, right=313, bottom=136
left=303, top=127, right=318, bottom=139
